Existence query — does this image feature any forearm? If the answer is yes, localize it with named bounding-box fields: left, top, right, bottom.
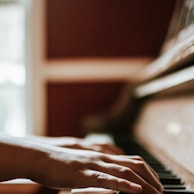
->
left=0, top=136, right=46, bottom=182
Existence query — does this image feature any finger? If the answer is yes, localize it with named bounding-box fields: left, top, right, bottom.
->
left=78, top=169, right=142, bottom=194
left=88, top=161, right=161, bottom=193
left=92, top=144, right=125, bottom=155
left=112, top=155, right=160, bottom=182
left=127, top=155, right=160, bottom=180
left=101, top=144, right=125, bottom=155
left=102, top=155, right=162, bottom=192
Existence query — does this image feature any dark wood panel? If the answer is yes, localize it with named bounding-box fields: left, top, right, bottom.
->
left=46, top=0, right=176, bottom=58
left=46, top=82, right=125, bottom=136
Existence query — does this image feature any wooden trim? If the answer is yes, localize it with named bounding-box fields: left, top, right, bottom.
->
left=0, top=179, right=40, bottom=194
left=43, top=58, right=151, bottom=82
left=32, top=0, right=152, bottom=135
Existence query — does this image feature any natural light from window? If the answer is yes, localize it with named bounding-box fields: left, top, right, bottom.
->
left=0, top=1, right=26, bottom=136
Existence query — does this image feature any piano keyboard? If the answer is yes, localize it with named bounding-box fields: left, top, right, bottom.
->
left=114, top=135, right=194, bottom=194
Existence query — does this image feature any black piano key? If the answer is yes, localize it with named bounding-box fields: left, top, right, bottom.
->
left=155, top=170, right=171, bottom=175
left=164, top=189, right=194, bottom=194
left=152, top=166, right=171, bottom=173
left=119, top=189, right=194, bottom=194
left=160, top=177, right=182, bottom=185
left=164, top=185, right=186, bottom=190
left=158, top=173, right=177, bottom=177
left=119, top=189, right=193, bottom=194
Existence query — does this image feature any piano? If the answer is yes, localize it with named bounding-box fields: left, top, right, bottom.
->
left=77, top=0, right=194, bottom=193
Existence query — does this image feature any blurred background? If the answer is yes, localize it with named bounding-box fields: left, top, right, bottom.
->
left=0, top=0, right=176, bottom=138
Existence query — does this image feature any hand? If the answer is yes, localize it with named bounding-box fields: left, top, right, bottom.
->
left=30, top=146, right=162, bottom=194
left=27, top=136, right=125, bottom=155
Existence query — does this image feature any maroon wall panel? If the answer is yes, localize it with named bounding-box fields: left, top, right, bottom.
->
left=46, top=0, right=176, bottom=58
left=46, top=82, right=125, bottom=137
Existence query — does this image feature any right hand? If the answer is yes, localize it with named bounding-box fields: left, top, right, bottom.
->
left=30, top=146, right=162, bottom=194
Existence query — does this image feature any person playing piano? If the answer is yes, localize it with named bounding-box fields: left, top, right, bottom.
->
left=0, top=135, right=162, bottom=193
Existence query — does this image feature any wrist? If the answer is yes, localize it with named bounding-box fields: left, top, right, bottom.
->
left=0, top=136, right=47, bottom=181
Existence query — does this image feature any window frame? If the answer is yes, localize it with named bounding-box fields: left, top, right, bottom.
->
left=28, top=0, right=149, bottom=136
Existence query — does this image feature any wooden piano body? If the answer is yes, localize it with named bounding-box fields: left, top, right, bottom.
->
left=125, top=66, right=194, bottom=192
left=133, top=68, right=194, bottom=190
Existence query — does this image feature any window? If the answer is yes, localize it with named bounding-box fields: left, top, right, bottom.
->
left=0, top=0, right=26, bottom=136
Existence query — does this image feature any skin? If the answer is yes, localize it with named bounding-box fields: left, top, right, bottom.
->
left=25, top=136, right=125, bottom=155
left=0, top=135, right=163, bottom=194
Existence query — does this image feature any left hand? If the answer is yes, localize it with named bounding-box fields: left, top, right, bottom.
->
left=26, top=136, right=125, bottom=155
